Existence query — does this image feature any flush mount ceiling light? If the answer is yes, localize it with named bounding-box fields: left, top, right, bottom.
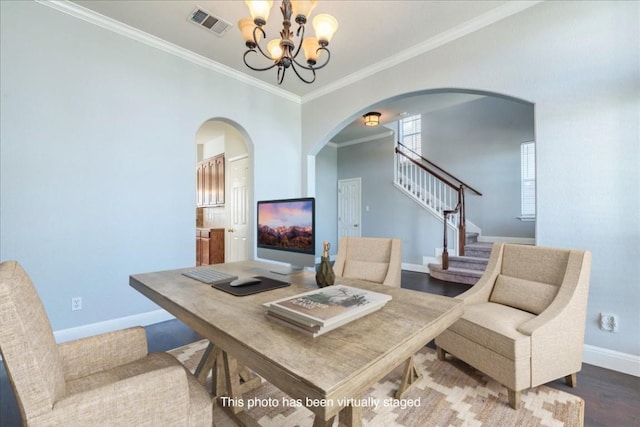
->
left=363, top=112, right=381, bottom=126
left=238, top=0, right=338, bottom=84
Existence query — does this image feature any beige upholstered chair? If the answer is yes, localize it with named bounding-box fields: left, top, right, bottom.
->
left=332, top=236, right=402, bottom=287
left=435, top=243, right=592, bottom=409
left=0, top=261, right=212, bottom=426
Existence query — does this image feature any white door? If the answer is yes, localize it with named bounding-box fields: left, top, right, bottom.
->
left=338, top=178, right=362, bottom=238
left=226, top=156, right=250, bottom=262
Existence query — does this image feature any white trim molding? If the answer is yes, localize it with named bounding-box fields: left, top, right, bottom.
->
left=301, top=1, right=543, bottom=103
left=38, top=0, right=300, bottom=103
left=583, top=344, right=640, bottom=377
left=331, top=130, right=394, bottom=148
left=402, top=262, right=430, bottom=274
left=53, top=310, right=175, bottom=343
left=36, top=0, right=540, bottom=106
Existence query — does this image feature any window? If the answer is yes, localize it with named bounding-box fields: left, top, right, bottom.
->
left=399, top=114, right=422, bottom=160
left=521, top=141, right=536, bottom=219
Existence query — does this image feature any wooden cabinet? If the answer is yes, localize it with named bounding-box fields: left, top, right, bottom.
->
left=214, top=155, right=225, bottom=205
left=196, top=154, right=225, bottom=207
left=209, top=228, right=225, bottom=264
left=196, top=228, right=225, bottom=266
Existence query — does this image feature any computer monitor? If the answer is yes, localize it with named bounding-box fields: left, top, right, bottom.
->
left=257, top=197, right=316, bottom=275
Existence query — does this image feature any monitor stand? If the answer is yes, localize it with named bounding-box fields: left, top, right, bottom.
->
left=270, top=265, right=304, bottom=275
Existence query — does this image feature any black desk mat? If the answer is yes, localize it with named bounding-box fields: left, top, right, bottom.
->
left=212, top=276, right=290, bottom=296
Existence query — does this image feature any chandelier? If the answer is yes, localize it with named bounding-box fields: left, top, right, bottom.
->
left=238, top=1, right=338, bottom=84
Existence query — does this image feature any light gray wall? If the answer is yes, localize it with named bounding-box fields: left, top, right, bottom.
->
left=422, top=96, right=535, bottom=238
left=337, top=136, right=443, bottom=264
left=314, top=144, right=338, bottom=256
left=301, top=1, right=640, bottom=357
left=0, top=1, right=301, bottom=331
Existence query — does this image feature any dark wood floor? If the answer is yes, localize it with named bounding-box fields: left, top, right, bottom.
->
left=1, top=271, right=638, bottom=426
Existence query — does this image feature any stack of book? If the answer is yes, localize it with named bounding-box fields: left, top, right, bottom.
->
left=264, top=285, right=392, bottom=337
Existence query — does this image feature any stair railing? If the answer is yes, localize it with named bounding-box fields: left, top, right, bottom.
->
left=442, top=199, right=462, bottom=270
left=394, top=142, right=481, bottom=269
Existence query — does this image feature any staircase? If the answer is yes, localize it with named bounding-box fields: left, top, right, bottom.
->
left=428, top=232, right=492, bottom=285
left=393, top=142, right=488, bottom=285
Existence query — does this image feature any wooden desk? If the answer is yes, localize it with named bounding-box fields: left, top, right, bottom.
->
left=130, top=261, right=462, bottom=427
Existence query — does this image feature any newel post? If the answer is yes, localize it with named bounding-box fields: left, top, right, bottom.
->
left=442, top=219, right=449, bottom=270
left=458, top=185, right=466, bottom=257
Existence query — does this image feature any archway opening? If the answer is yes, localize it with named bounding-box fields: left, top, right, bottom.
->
left=195, top=119, right=253, bottom=264
left=314, top=89, right=535, bottom=270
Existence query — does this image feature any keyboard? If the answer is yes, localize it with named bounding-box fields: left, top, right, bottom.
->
left=182, top=268, right=238, bottom=285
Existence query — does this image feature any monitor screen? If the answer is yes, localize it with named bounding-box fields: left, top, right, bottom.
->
left=257, top=197, right=316, bottom=273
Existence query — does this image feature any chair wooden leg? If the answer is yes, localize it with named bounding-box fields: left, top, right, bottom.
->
left=436, top=346, right=447, bottom=361
left=507, top=389, right=520, bottom=409
left=565, top=372, right=577, bottom=388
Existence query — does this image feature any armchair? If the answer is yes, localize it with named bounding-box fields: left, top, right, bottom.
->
left=0, top=261, right=212, bottom=426
left=332, top=236, right=402, bottom=287
left=435, top=243, right=592, bottom=409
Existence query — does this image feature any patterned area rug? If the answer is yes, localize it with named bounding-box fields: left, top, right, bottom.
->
left=168, top=340, right=584, bottom=427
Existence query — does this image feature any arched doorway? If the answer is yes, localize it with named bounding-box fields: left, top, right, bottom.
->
left=314, top=89, right=535, bottom=269
left=195, top=119, right=252, bottom=263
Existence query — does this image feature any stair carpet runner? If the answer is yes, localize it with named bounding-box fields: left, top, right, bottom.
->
left=428, top=233, right=492, bottom=285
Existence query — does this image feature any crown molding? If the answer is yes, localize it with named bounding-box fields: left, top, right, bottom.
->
left=331, top=130, right=394, bottom=147
left=301, top=1, right=542, bottom=104
left=38, top=0, right=302, bottom=104
left=38, top=0, right=540, bottom=106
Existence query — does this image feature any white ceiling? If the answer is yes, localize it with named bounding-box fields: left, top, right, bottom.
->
left=68, top=0, right=533, bottom=142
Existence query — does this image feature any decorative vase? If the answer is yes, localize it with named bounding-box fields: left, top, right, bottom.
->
left=315, top=242, right=335, bottom=288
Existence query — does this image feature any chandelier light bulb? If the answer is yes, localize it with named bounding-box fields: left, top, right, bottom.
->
left=312, top=13, right=338, bottom=45
left=291, top=0, right=317, bottom=23
left=267, top=39, right=284, bottom=60
left=238, top=18, right=260, bottom=47
left=245, top=0, right=273, bottom=25
left=301, top=37, right=320, bottom=64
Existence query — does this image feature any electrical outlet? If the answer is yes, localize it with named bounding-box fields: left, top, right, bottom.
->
left=599, top=313, right=617, bottom=332
left=71, top=297, right=82, bottom=311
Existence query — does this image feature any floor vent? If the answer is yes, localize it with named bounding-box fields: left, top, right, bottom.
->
left=188, top=7, right=231, bottom=37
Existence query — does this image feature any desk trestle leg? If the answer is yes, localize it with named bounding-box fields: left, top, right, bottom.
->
left=203, top=348, right=264, bottom=426
left=193, top=341, right=226, bottom=396
left=394, top=356, right=423, bottom=399
left=195, top=342, right=216, bottom=383
left=193, top=341, right=262, bottom=401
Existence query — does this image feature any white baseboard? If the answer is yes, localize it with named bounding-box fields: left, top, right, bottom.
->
left=583, top=344, right=640, bottom=377
left=402, top=262, right=430, bottom=273
left=53, top=309, right=175, bottom=343
left=403, top=255, right=443, bottom=273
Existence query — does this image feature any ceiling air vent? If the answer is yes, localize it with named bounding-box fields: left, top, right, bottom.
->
left=188, top=7, right=231, bottom=37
